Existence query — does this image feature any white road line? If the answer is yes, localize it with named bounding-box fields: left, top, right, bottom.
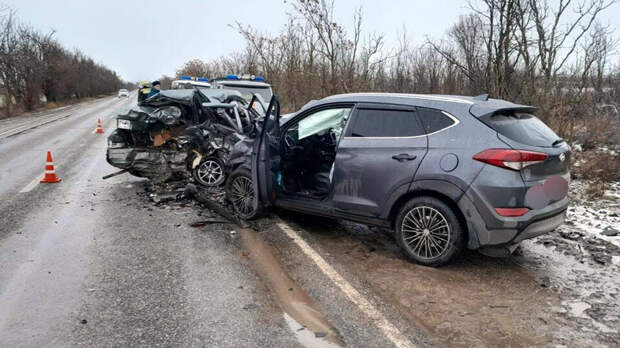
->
left=19, top=173, right=44, bottom=193
left=276, top=221, right=418, bottom=348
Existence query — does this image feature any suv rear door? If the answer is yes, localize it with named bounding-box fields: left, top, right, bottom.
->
left=331, top=104, right=428, bottom=217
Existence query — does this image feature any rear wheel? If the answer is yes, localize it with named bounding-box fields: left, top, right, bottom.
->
left=395, top=196, right=464, bottom=267
left=193, top=157, right=226, bottom=187
left=225, top=169, right=261, bottom=220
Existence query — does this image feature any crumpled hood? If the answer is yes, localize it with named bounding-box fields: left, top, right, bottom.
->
left=116, top=106, right=183, bottom=128
left=120, top=88, right=248, bottom=127
left=140, top=89, right=199, bottom=107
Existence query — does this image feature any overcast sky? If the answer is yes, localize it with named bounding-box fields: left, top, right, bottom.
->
left=4, top=0, right=619, bottom=82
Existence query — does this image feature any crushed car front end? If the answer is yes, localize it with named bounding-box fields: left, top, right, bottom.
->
left=106, top=89, right=262, bottom=184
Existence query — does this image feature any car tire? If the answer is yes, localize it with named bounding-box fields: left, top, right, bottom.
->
left=225, top=168, right=262, bottom=220
left=193, top=157, right=226, bottom=187
left=395, top=196, right=464, bottom=267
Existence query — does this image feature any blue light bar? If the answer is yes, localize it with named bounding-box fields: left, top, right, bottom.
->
left=197, top=77, right=208, bottom=82
left=254, top=76, right=265, bottom=82
left=225, top=74, right=239, bottom=80
left=181, top=75, right=192, bottom=80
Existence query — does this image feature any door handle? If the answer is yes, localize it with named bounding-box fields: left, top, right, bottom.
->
left=392, top=153, right=417, bottom=162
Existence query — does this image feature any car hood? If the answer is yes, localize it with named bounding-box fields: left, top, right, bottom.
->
left=121, top=89, right=247, bottom=127
left=116, top=106, right=175, bottom=125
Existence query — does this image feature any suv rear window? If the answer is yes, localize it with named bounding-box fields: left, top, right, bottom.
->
left=482, top=112, right=560, bottom=147
left=349, top=109, right=424, bottom=137
left=417, top=108, right=456, bottom=134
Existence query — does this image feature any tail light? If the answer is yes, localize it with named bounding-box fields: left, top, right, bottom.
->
left=473, top=149, right=547, bottom=171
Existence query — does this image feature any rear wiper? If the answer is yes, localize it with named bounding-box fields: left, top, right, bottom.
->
left=552, top=138, right=565, bottom=146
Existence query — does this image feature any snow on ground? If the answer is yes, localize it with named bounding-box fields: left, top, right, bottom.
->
left=520, top=180, right=620, bottom=345
left=566, top=181, right=620, bottom=248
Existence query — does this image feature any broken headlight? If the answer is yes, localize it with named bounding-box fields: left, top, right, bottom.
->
left=117, top=119, right=132, bottom=130
left=108, top=129, right=127, bottom=149
left=108, top=140, right=126, bottom=148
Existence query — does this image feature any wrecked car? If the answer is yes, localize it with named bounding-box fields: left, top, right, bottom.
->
left=226, top=93, right=571, bottom=267
left=106, top=88, right=263, bottom=185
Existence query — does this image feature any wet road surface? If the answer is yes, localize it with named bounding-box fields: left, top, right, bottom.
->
left=0, top=95, right=430, bottom=347
left=1, top=95, right=618, bottom=347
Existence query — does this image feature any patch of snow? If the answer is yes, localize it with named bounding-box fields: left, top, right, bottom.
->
left=564, top=301, right=590, bottom=318
left=597, top=145, right=618, bottom=156
left=565, top=180, right=620, bottom=248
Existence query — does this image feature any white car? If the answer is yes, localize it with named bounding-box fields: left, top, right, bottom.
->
left=118, top=89, right=129, bottom=98
left=170, top=78, right=212, bottom=91
left=212, top=75, right=273, bottom=103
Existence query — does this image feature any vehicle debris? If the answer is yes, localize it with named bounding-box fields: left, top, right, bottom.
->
left=102, top=169, right=128, bottom=180
left=188, top=218, right=230, bottom=227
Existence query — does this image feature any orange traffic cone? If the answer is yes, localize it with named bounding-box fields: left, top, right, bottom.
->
left=95, top=118, right=104, bottom=134
left=40, top=151, right=61, bottom=183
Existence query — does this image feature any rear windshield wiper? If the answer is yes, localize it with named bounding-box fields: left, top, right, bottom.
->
left=552, top=138, right=565, bottom=146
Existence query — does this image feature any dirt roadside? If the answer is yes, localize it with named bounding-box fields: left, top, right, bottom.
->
left=275, top=180, right=620, bottom=347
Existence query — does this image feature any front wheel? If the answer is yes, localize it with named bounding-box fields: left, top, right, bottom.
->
left=193, top=157, right=226, bottom=187
left=225, top=169, right=262, bottom=220
left=395, top=196, right=464, bottom=267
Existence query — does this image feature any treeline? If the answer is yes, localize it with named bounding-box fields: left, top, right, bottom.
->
left=0, top=7, right=129, bottom=117
left=177, top=0, right=620, bottom=146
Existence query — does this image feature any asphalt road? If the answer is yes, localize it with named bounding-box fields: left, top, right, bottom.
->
left=1, top=94, right=618, bottom=348
left=0, top=95, right=432, bottom=348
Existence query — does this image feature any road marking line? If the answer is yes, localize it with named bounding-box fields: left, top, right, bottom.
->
left=19, top=173, right=44, bottom=193
left=276, top=221, right=418, bottom=348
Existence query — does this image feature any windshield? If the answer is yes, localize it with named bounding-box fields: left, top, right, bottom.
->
left=483, top=112, right=560, bottom=147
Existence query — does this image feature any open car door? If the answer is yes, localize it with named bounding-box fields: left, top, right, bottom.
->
left=251, top=95, right=281, bottom=210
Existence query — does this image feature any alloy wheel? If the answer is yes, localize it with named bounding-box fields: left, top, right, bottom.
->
left=401, top=206, right=451, bottom=260
left=196, top=159, right=224, bottom=186
left=229, top=175, right=255, bottom=217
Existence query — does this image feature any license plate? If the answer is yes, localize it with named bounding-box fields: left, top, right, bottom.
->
left=117, top=119, right=132, bottom=130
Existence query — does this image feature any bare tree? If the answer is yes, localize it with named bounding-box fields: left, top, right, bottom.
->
left=176, top=59, right=211, bottom=78
left=0, top=7, right=126, bottom=116
left=529, top=0, right=618, bottom=88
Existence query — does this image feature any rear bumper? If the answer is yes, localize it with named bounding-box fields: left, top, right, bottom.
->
left=512, top=209, right=566, bottom=243
left=457, top=190, right=568, bottom=249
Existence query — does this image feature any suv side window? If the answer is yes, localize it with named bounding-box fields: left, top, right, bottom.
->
left=348, top=108, right=424, bottom=137
left=417, top=108, right=457, bottom=134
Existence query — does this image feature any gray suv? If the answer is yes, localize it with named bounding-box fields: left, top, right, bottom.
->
left=226, top=93, right=570, bottom=266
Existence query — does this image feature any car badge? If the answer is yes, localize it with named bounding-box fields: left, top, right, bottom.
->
left=559, top=153, right=566, bottom=162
